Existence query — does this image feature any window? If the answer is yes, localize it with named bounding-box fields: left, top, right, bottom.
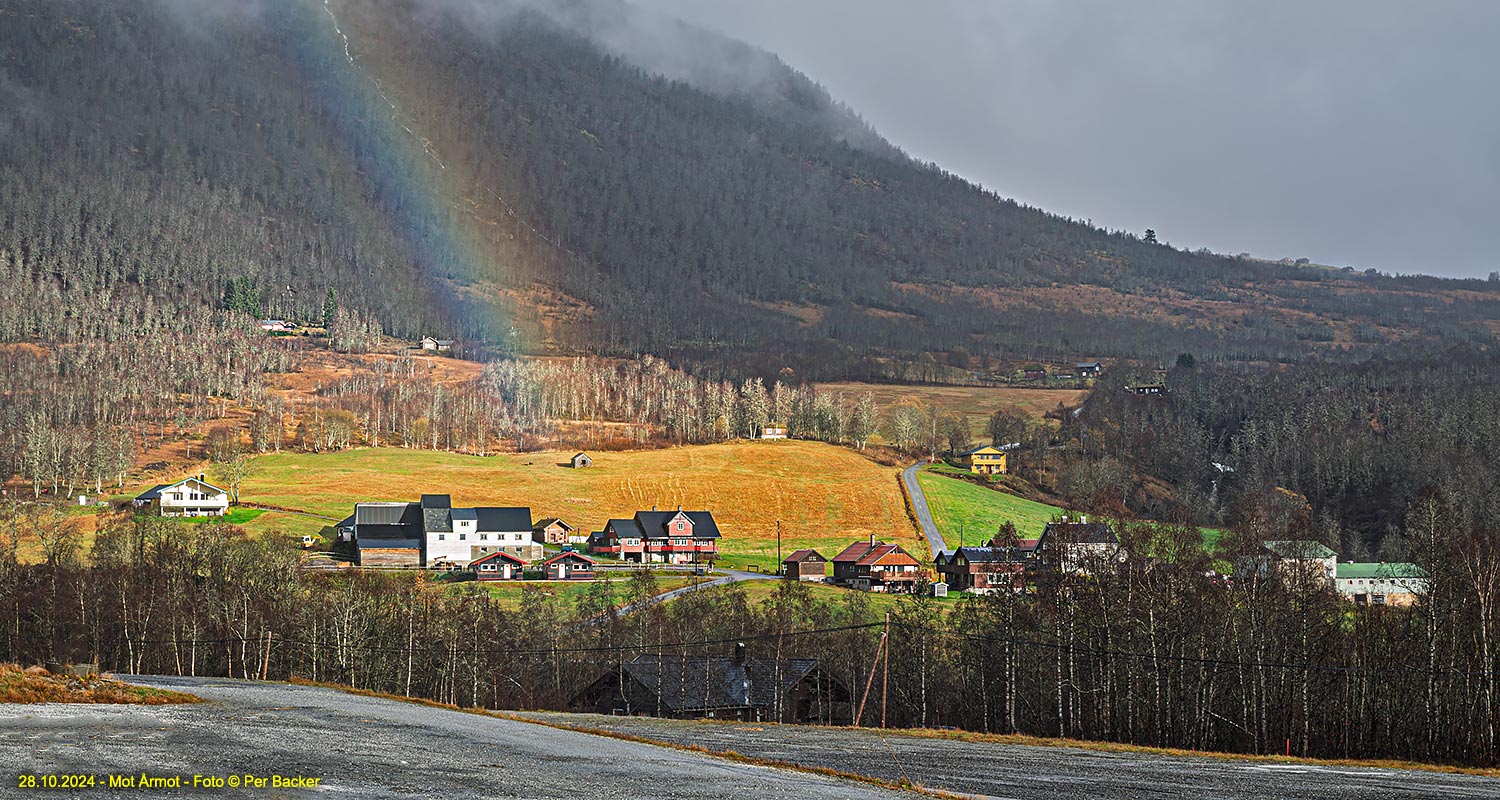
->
left=676, top=521, right=685, bottom=531
left=438, top=534, right=445, bottom=541
left=480, top=534, right=488, bottom=541
left=459, top=534, right=467, bottom=541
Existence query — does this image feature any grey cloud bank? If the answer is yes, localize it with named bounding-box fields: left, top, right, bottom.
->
left=633, top=0, right=1500, bottom=278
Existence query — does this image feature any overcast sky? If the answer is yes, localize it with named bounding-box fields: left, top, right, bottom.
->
left=632, top=0, right=1499, bottom=278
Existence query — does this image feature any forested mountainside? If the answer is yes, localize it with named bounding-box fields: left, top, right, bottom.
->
left=2, top=0, right=1499, bottom=376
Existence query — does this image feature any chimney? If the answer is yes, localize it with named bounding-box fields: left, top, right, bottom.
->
left=733, top=642, right=746, bottom=665
left=652, top=504, right=657, bottom=512
left=869, top=531, right=875, bottom=546
left=1081, top=514, right=1088, bottom=525
left=198, top=473, right=205, bottom=483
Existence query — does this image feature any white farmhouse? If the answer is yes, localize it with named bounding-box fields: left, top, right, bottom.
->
left=132, top=475, right=230, bottom=517
left=344, top=494, right=540, bottom=567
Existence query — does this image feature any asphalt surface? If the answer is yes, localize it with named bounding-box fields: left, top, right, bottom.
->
left=903, top=461, right=948, bottom=556
left=604, top=568, right=776, bottom=618
left=515, top=712, right=1500, bottom=800
left=3, top=677, right=907, bottom=799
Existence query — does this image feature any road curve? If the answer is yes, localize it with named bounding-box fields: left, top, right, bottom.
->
left=902, top=461, right=947, bottom=557
left=516, top=711, right=1500, bottom=800
left=1, top=677, right=905, bottom=800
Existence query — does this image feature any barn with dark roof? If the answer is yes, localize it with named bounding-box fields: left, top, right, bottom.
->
left=570, top=643, right=851, bottom=724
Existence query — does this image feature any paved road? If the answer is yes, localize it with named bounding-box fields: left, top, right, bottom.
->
left=1, top=678, right=905, bottom=799
left=607, top=568, right=777, bottom=617
left=902, top=461, right=947, bottom=556
left=517, top=712, right=1500, bottom=800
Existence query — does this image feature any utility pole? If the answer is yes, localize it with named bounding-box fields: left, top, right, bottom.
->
left=882, top=611, right=890, bottom=728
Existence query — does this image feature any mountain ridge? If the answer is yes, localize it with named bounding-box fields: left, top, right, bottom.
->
left=1, top=0, right=1496, bottom=377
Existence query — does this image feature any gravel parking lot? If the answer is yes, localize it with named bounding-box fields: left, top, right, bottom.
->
left=6, top=677, right=1495, bottom=799
left=515, top=710, right=1500, bottom=800
left=2, top=677, right=904, bottom=799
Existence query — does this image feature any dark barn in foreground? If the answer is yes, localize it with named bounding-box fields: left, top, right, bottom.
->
left=570, top=644, right=851, bottom=724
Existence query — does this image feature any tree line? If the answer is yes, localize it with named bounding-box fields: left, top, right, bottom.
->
left=2, top=504, right=1497, bottom=766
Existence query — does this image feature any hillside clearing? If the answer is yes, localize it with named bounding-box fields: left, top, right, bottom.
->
left=223, top=440, right=920, bottom=571
left=814, top=382, right=1086, bottom=436
left=915, top=467, right=1066, bottom=544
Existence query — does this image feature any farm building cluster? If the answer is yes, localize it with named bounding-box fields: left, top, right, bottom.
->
left=130, top=475, right=1426, bottom=605
left=783, top=517, right=1430, bottom=606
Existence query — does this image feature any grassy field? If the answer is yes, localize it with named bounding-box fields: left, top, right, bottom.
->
left=459, top=575, right=702, bottom=612
left=219, top=440, right=921, bottom=571
left=917, top=466, right=1229, bottom=556
left=717, top=577, right=962, bottom=615
left=814, top=382, right=1087, bottom=439
left=916, top=466, right=1065, bottom=546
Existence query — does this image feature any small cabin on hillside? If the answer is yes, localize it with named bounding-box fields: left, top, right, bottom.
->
left=759, top=424, right=788, bottom=440
left=782, top=549, right=828, bottom=581
left=1076, top=361, right=1103, bottom=377
left=570, top=452, right=593, bottom=469
left=132, top=476, right=230, bottom=518
left=418, top=336, right=454, bottom=352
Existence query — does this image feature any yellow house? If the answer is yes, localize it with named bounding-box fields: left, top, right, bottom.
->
left=959, top=445, right=1008, bottom=475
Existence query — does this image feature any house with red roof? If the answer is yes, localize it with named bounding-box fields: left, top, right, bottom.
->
left=831, top=538, right=923, bottom=592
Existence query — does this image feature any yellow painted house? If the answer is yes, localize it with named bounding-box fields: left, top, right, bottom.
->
left=959, top=445, right=1008, bottom=475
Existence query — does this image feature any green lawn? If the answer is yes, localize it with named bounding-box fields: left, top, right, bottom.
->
left=915, top=467, right=1064, bottom=547
left=917, top=467, right=1229, bottom=557
left=180, top=507, right=266, bottom=525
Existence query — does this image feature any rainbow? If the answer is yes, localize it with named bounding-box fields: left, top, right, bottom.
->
left=270, top=0, right=530, bottom=343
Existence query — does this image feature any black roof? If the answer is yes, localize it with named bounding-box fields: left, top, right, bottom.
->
left=353, top=502, right=422, bottom=526
left=634, top=510, right=721, bottom=540
left=474, top=507, right=532, bottom=532
left=134, top=483, right=170, bottom=501
left=421, top=495, right=453, bottom=534
left=622, top=655, right=818, bottom=712
left=953, top=546, right=1029, bottom=563
left=1039, top=522, right=1117, bottom=545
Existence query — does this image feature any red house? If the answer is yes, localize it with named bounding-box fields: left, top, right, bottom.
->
left=469, top=550, right=526, bottom=581
left=541, top=551, right=595, bottom=581
left=831, top=538, right=923, bottom=592
left=592, top=518, right=648, bottom=561
left=592, top=509, right=720, bottom=565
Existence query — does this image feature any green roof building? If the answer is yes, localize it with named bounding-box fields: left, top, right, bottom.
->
left=1334, top=562, right=1429, bottom=606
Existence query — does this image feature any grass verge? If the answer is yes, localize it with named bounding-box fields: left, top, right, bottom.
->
left=0, top=664, right=201, bottom=705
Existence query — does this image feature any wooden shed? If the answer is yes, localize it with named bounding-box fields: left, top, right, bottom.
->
left=782, top=549, right=828, bottom=581
left=570, top=452, right=593, bottom=468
